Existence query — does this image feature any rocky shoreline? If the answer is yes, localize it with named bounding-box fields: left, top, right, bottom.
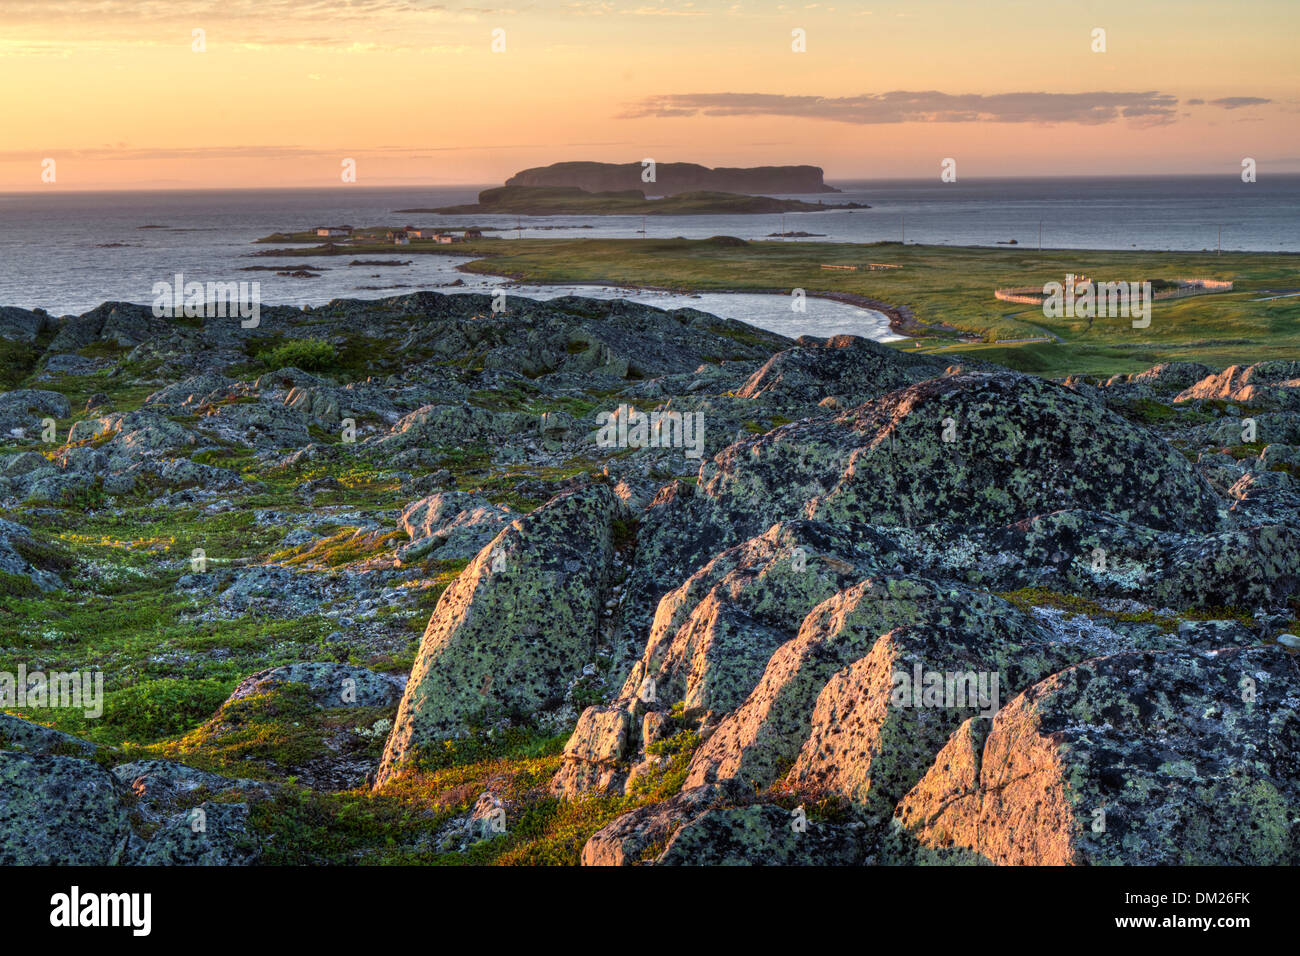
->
left=1, top=293, right=1297, bottom=865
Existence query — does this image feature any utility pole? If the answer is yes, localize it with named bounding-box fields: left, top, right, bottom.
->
left=1218, top=225, right=1222, bottom=255
left=516, top=216, right=522, bottom=240
left=1038, top=221, right=1042, bottom=252
left=901, top=215, right=905, bottom=244
left=781, top=213, right=785, bottom=239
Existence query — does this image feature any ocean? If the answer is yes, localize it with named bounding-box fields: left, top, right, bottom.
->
left=1, top=175, right=1295, bottom=341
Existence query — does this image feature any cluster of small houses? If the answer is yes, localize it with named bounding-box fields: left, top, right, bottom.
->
left=313, top=225, right=482, bottom=245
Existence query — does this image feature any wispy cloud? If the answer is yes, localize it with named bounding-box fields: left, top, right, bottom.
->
left=1208, top=96, right=1272, bottom=109
left=621, top=90, right=1189, bottom=126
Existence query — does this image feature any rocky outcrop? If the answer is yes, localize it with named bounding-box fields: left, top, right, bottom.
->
left=684, top=582, right=1073, bottom=797
left=737, top=335, right=943, bottom=406
left=4, top=286, right=1299, bottom=867
left=224, top=663, right=405, bottom=710
left=0, top=306, right=52, bottom=343
left=1176, top=361, right=1300, bottom=410
left=0, top=389, right=69, bottom=437
left=897, top=646, right=1300, bottom=865
left=376, top=484, right=626, bottom=784
left=699, top=371, right=1224, bottom=537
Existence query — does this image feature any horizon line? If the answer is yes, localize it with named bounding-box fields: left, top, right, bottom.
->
left=3, top=170, right=1299, bottom=195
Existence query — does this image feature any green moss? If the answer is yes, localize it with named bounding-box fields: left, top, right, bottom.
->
left=148, top=683, right=392, bottom=780
left=0, top=570, right=41, bottom=597
left=0, top=339, right=41, bottom=388
left=412, top=726, right=567, bottom=773
left=99, top=677, right=235, bottom=742
left=1222, top=442, right=1268, bottom=460
left=268, top=526, right=407, bottom=568
left=999, top=586, right=1177, bottom=632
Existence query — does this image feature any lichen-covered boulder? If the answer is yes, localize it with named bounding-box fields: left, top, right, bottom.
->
left=111, top=759, right=266, bottom=813
left=736, top=334, right=942, bottom=406
left=551, top=705, right=633, bottom=796
left=0, top=306, right=51, bottom=343
left=0, top=388, right=70, bottom=436
left=781, top=623, right=1048, bottom=820
left=655, top=804, right=866, bottom=865
left=1153, top=524, right=1300, bottom=609
left=0, top=519, right=71, bottom=592
left=225, top=663, right=405, bottom=710
left=126, top=802, right=260, bottom=866
left=896, top=646, right=1300, bottom=864
left=684, top=578, right=1078, bottom=795
left=0, top=752, right=132, bottom=864
left=371, top=403, right=534, bottom=453
left=580, top=784, right=734, bottom=865
left=1106, top=362, right=1217, bottom=393
left=0, top=715, right=98, bottom=756
left=377, top=484, right=624, bottom=784
left=397, top=491, right=513, bottom=562
left=144, top=371, right=235, bottom=414
left=699, top=371, right=1224, bottom=536
left=553, top=520, right=903, bottom=798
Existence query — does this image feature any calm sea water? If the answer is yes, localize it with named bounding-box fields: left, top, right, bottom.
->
left=0, top=176, right=1294, bottom=340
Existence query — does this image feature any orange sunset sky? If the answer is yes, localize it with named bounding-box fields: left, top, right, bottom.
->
left=1, top=0, right=1296, bottom=190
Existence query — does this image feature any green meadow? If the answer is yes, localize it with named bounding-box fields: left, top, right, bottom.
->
left=447, top=237, right=1300, bottom=377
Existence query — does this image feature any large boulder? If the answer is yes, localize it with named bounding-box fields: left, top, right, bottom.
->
left=552, top=520, right=903, bottom=797
left=896, top=646, right=1300, bottom=864
left=376, top=484, right=625, bottom=784
left=125, top=802, right=260, bottom=866
left=699, top=371, right=1224, bottom=536
left=0, top=307, right=51, bottom=343
left=224, top=663, right=405, bottom=710
left=0, top=389, right=70, bottom=437
left=655, top=804, right=866, bottom=865
left=0, top=751, right=132, bottom=864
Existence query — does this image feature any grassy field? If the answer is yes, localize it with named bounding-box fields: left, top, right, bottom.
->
left=440, top=237, right=1300, bottom=377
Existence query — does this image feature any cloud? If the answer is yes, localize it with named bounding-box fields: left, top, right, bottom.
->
left=1208, top=97, right=1271, bottom=109
left=621, top=90, right=1188, bottom=125
left=0, top=142, right=634, bottom=163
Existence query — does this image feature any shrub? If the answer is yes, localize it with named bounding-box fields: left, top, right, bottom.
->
left=260, top=338, right=337, bottom=371
left=101, top=677, right=234, bottom=742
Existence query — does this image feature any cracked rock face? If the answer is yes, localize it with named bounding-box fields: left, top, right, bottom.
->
left=896, top=646, right=1300, bottom=865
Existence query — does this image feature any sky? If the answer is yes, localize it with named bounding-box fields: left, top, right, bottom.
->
left=1, top=0, right=1296, bottom=190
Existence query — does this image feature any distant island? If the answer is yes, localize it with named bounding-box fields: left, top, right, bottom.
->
left=503, top=160, right=840, bottom=195
left=398, top=185, right=867, bottom=217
